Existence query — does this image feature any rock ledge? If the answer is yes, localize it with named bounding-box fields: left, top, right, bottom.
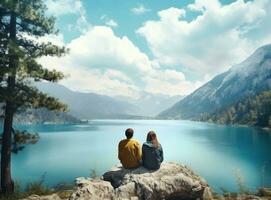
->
left=70, top=162, right=212, bottom=200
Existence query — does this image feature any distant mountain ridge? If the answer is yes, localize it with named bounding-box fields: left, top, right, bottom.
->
left=35, top=82, right=182, bottom=119
left=159, top=44, right=271, bottom=120
left=35, top=82, right=140, bottom=119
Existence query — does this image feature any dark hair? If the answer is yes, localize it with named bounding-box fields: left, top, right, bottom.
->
left=146, top=131, right=159, bottom=148
left=125, top=128, right=134, bottom=139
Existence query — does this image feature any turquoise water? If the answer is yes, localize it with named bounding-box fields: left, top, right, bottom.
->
left=11, top=120, right=271, bottom=192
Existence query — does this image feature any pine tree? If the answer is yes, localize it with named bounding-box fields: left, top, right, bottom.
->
left=0, top=0, right=67, bottom=194
left=206, top=91, right=271, bottom=128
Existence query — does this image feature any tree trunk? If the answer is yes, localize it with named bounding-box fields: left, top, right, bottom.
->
left=1, top=11, right=17, bottom=194
left=1, top=102, right=15, bottom=194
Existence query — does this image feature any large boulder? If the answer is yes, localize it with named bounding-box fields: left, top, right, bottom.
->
left=70, top=162, right=212, bottom=200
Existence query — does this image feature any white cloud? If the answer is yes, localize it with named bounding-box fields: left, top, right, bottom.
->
left=60, top=67, right=140, bottom=97
left=143, top=69, right=203, bottom=95
left=76, top=13, right=90, bottom=33
left=46, top=0, right=91, bottom=33
left=37, top=34, right=65, bottom=47
left=131, top=5, right=151, bottom=15
left=158, top=7, right=186, bottom=20
left=104, top=69, right=132, bottom=83
left=138, top=0, right=271, bottom=79
left=21, top=32, right=65, bottom=48
left=100, top=15, right=118, bottom=28
left=144, top=75, right=203, bottom=96
left=38, top=26, right=200, bottom=97
left=66, top=26, right=153, bottom=74
left=105, top=19, right=118, bottom=28
left=188, top=0, right=221, bottom=12
left=46, top=0, right=83, bottom=16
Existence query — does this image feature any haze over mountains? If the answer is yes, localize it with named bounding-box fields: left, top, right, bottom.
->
left=115, top=93, right=183, bottom=117
left=35, top=82, right=182, bottom=119
left=159, top=44, right=271, bottom=121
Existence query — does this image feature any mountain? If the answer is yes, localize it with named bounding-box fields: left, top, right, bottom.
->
left=159, top=44, right=271, bottom=120
left=115, top=92, right=183, bottom=117
left=35, top=82, right=182, bottom=119
left=205, top=91, right=271, bottom=128
left=35, top=82, right=140, bottom=119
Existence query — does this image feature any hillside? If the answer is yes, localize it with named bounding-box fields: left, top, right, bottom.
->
left=13, top=108, right=81, bottom=124
left=204, top=91, right=271, bottom=128
left=159, top=44, right=271, bottom=120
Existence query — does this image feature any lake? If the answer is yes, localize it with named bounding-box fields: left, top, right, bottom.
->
left=12, top=120, right=271, bottom=193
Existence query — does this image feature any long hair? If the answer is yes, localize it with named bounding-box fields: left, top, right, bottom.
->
left=146, top=131, right=159, bottom=148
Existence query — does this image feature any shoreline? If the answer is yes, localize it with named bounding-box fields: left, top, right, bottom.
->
left=9, top=119, right=271, bottom=133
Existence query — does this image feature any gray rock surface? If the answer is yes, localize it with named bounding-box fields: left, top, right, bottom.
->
left=70, top=162, right=213, bottom=200
left=21, top=194, right=62, bottom=200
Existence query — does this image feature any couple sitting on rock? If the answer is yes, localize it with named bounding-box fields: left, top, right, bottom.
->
left=118, top=128, right=163, bottom=170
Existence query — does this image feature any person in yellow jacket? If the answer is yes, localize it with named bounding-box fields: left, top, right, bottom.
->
left=118, top=128, right=141, bottom=169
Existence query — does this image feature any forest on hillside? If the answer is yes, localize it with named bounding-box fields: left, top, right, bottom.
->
left=204, top=91, right=271, bottom=128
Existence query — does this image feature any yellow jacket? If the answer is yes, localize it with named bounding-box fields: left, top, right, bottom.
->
left=118, top=139, right=141, bottom=169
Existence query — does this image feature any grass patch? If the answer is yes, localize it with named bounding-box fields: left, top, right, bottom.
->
left=57, top=190, right=73, bottom=199
left=0, top=174, right=75, bottom=200
left=24, top=173, right=53, bottom=196
left=233, top=169, right=250, bottom=194
left=90, top=169, right=98, bottom=179
left=54, top=182, right=74, bottom=199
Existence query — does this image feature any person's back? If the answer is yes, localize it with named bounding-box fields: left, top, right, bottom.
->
left=118, top=128, right=141, bottom=169
left=142, top=131, right=163, bottom=170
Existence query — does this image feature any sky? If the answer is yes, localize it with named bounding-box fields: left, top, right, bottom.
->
left=39, top=0, right=271, bottom=98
